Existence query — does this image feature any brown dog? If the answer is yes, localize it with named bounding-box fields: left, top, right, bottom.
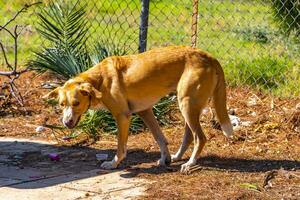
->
left=44, top=46, right=233, bottom=173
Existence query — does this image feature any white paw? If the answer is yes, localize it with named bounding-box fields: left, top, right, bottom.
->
left=100, top=160, right=118, bottom=170
left=157, top=158, right=166, bottom=166
left=180, top=160, right=196, bottom=174
left=171, top=154, right=181, bottom=162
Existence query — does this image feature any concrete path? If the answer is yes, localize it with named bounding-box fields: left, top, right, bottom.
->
left=0, top=138, right=148, bottom=200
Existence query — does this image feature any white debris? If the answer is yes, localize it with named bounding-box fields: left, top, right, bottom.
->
left=41, top=82, right=61, bottom=89
left=250, top=111, right=256, bottom=116
left=241, top=121, right=252, bottom=127
left=35, top=126, right=46, bottom=133
left=296, top=103, right=300, bottom=110
left=247, top=95, right=262, bottom=106
left=229, top=115, right=252, bottom=129
left=229, top=115, right=241, bottom=127
left=96, top=153, right=108, bottom=161
left=247, top=97, right=257, bottom=106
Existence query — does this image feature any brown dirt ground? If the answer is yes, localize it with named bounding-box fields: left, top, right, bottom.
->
left=0, top=71, right=300, bottom=200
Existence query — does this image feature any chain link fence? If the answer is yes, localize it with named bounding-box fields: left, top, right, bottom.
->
left=0, top=0, right=299, bottom=96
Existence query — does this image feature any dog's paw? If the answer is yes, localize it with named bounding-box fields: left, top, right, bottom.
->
left=157, top=156, right=171, bottom=166
left=180, top=160, right=196, bottom=174
left=100, top=160, right=118, bottom=170
left=171, top=154, right=181, bottom=162
left=157, top=154, right=171, bottom=166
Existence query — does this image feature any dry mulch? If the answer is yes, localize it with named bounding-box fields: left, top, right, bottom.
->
left=0, top=71, right=299, bottom=199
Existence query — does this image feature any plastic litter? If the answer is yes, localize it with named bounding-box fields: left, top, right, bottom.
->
left=48, top=153, right=60, bottom=161
left=95, top=153, right=108, bottom=161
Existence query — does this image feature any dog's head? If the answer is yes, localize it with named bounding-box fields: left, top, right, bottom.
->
left=43, top=80, right=102, bottom=129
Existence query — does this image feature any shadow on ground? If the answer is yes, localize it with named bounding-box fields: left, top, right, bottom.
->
left=0, top=138, right=158, bottom=189
left=121, top=155, right=300, bottom=178
left=1, top=138, right=299, bottom=189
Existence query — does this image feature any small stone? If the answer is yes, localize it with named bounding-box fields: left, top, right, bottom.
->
left=35, top=126, right=46, bottom=133
left=228, top=108, right=236, bottom=115
left=296, top=103, right=300, bottom=110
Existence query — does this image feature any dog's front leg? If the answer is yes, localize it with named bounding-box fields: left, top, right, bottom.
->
left=137, top=109, right=171, bottom=166
left=101, top=114, right=131, bottom=169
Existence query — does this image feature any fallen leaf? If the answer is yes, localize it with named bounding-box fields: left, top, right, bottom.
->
left=240, top=183, right=260, bottom=191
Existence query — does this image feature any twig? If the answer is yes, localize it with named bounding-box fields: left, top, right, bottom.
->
left=14, top=25, right=18, bottom=71
left=0, top=2, right=42, bottom=31
left=0, top=68, right=28, bottom=76
left=0, top=26, right=14, bottom=38
left=0, top=42, right=12, bottom=70
left=0, top=2, right=41, bottom=107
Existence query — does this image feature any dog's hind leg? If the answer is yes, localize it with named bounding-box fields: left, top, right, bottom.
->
left=176, top=66, right=215, bottom=173
left=178, top=97, right=207, bottom=173
left=171, top=123, right=193, bottom=162
left=137, top=109, right=171, bottom=166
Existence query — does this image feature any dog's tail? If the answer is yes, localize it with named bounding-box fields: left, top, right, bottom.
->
left=212, top=60, right=233, bottom=137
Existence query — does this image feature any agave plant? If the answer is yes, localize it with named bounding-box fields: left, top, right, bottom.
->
left=77, top=95, right=177, bottom=136
left=90, top=42, right=127, bottom=65
left=29, top=0, right=91, bottom=78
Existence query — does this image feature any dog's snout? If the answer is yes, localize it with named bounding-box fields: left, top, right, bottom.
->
left=64, top=119, right=74, bottom=128
left=66, top=119, right=73, bottom=126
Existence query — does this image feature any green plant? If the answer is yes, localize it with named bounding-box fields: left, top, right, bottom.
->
left=225, top=57, right=288, bottom=90
left=29, top=1, right=127, bottom=79
left=28, top=0, right=91, bottom=78
left=76, top=95, right=176, bottom=137
left=272, top=0, right=300, bottom=38
left=90, top=42, right=126, bottom=65
left=233, top=27, right=274, bottom=44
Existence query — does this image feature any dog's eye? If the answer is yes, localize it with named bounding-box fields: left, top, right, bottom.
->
left=72, top=101, right=80, bottom=107
left=59, top=102, right=65, bottom=107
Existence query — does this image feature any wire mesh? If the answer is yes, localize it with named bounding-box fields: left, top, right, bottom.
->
left=0, top=0, right=299, bottom=96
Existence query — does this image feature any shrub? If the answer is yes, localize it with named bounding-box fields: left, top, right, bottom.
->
left=225, top=57, right=288, bottom=90
left=233, top=27, right=274, bottom=44
left=272, top=0, right=300, bottom=38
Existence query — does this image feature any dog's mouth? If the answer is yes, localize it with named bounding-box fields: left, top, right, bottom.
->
left=63, top=116, right=81, bottom=129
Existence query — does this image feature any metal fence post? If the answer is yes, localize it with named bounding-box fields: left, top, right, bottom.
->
left=138, top=0, right=150, bottom=53
left=191, top=0, right=199, bottom=48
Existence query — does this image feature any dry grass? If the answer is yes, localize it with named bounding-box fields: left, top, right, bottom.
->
left=0, top=71, right=299, bottom=199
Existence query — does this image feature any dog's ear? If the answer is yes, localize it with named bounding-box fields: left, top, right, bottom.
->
left=43, top=87, right=60, bottom=100
left=79, top=83, right=102, bottom=101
